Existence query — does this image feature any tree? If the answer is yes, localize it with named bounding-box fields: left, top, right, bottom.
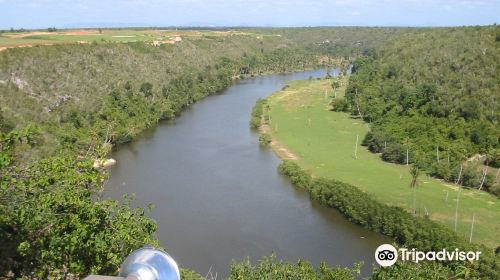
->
left=347, top=26, right=500, bottom=196
left=1, top=154, right=159, bottom=278
left=409, top=165, right=420, bottom=188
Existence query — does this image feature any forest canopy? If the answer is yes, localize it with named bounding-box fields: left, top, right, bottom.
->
left=346, top=26, right=500, bottom=194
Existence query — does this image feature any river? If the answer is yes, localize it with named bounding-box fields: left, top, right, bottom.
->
left=104, top=69, right=389, bottom=277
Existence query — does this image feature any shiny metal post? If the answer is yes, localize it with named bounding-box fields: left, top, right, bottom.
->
left=85, top=246, right=180, bottom=280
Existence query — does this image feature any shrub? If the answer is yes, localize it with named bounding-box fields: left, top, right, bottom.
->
left=259, top=133, right=272, bottom=146
left=330, top=98, right=350, bottom=112
left=250, top=98, right=267, bottom=129
left=0, top=155, right=158, bottom=278
left=230, top=255, right=361, bottom=280
left=278, top=160, right=311, bottom=189
left=381, top=143, right=406, bottom=164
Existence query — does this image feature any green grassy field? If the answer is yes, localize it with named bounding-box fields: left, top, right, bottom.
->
left=265, top=78, right=500, bottom=248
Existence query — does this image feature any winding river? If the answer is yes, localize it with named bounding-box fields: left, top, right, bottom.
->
left=105, top=69, right=389, bottom=277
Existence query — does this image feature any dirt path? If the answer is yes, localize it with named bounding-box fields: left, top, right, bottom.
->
left=260, top=122, right=299, bottom=160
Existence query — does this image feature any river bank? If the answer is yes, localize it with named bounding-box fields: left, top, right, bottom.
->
left=257, top=77, right=500, bottom=278
left=260, top=78, right=499, bottom=248
left=105, top=69, right=390, bottom=277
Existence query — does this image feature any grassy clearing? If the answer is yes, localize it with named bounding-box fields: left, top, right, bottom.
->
left=266, top=78, right=500, bottom=248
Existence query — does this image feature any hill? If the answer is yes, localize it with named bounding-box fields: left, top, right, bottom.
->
left=346, top=26, right=500, bottom=195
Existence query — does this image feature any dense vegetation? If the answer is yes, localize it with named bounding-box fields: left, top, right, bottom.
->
left=0, top=38, right=329, bottom=160
left=249, top=98, right=267, bottom=129
left=278, top=160, right=500, bottom=279
left=0, top=131, right=158, bottom=278
left=3, top=25, right=498, bottom=278
left=252, top=27, right=409, bottom=58
left=229, top=256, right=361, bottom=280
left=345, top=26, right=500, bottom=195
left=0, top=27, right=405, bottom=278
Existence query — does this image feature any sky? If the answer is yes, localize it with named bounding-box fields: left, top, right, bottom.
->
left=1, top=0, right=499, bottom=29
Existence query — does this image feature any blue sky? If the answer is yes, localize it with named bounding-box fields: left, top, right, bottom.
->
left=1, top=0, right=499, bottom=29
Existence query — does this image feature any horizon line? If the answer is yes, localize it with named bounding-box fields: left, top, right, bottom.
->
left=2, top=23, right=497, bottom=31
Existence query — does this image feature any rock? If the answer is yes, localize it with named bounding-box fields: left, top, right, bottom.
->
left=93, top=158, right=117, bottom=168
left=102, top=158, right=117, bottom=167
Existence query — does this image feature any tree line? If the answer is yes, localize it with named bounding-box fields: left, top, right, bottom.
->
left=344, top=26, right=500, bottom=195
left=0, top=33, right=342, bottom=278
left=278, top=160, right=500, bottom=279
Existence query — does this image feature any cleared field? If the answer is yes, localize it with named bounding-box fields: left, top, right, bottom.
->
left=266, top=78, right=500, bottom=248
left=0, top=28, right=264, bottom=50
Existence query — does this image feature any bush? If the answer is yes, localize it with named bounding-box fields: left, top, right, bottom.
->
left=259, top=133, right=272, bottom=146
left=230, top=255, right=361, bottom=280
left=250, top=98, right=267, bottom=129
left=460, top=165, right=482, bottom=188
left=429, top=162, right=455, bottom=181
left=381, top=143, right=406, bottom=164
left=278, top=160, right=311, bottom=189
left=487, top=149, right=500, bottom=168
left=372, top=261, right=453, bottom=279
left=0, top=155, right=158, bottom=278
left=330, top=98, right=350, bottom=112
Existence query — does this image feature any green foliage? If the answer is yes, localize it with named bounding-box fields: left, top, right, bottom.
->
left=0, top=38, right=331, bottom=158
left=3, top=26, right=497, bottom=278
left=0, top=30, right=347, bottom=279
left=266, top=78, right=499, bottom=248
left=486, top=149, right=500, bottom=168
left=180, top=268, right=205, bottom=280
left=330, top=98, right=349, bottom=112
left=347, top=26, right=500, bottom=194
left=0, top=32, right=344, bottom=278
left=255, top=27, right=407, bottom=58
left=250, top=98, right=267, bottom=129
left=0, top=144, right=158, bottom=278
left=230, top=255, right=361, bottom=280
left=0, top=125, right=38, bottom=169
left=259, top=133, right=272, bottom=146
left=371, top=261, right=453, bottom=280
left=278, top=160, right=311, bottom=190
left=278, top=160, right=500, bottom=279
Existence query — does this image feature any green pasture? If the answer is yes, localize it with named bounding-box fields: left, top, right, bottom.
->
left=266, top=78, right=500, bottom=248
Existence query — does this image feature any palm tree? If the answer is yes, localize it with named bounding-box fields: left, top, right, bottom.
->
left=409, top=165, right=420, bottom=188
left=409, top=165, right=420, bottom=215
left=331, top=80, right=340, bottom=98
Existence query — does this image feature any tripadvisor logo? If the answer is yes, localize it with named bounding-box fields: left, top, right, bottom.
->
left=375, top=244, right=398, bottom=267
left=375, top=244, right=482, bottom=267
